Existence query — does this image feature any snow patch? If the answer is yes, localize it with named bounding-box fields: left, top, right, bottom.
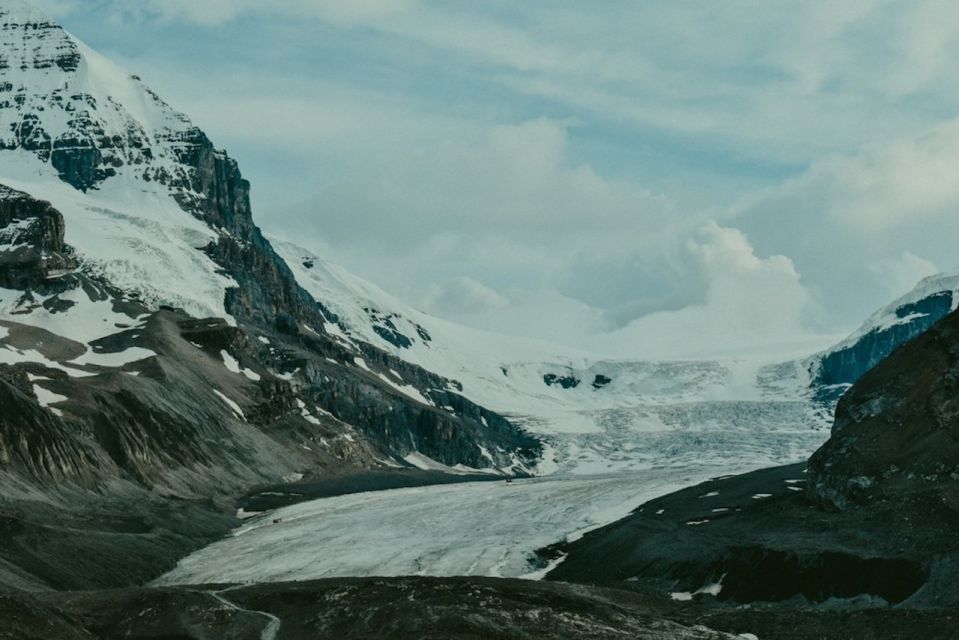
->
left=670, top=575, right=725, bottom=601
left=220, top=349, right=261, bottom=381
left=213, top=389, right=245, bottom=421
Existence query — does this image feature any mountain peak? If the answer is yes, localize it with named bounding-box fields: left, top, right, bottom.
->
left=0, top=0, right=198, bottom=193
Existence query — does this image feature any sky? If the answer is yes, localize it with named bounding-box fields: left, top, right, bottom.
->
left=33, top=0, right=959, bottom=358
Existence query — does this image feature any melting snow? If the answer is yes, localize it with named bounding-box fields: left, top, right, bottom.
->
left=32, top=383, right=67, bottom=415
left=221, top=349, right=261, bottom=381
left=377, top=373, right=433, bottom=406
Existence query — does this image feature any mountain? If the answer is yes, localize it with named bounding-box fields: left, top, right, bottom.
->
left=1, top=3, right=956, bottom=637
left=0, top=0, right=543, bottom=590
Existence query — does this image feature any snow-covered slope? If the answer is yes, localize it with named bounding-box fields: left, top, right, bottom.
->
left=275, top=239, right=833, bottom=474
left=0, top=0, right=239, bottom=317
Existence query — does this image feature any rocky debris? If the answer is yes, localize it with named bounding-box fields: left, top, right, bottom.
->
left=546, top=461, right=959, bottom=609
left=0, top=490, right=237, bottom=591
left=811, top=289, right=955, bottom=402
left=5, top=576, right=956, bottom=640
left=237, top=468, right=504, bottom=512
left=3, top=578, right=741, bottom=640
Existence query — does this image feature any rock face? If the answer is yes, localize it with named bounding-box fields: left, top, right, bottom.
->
left=0, top=184, right=75, bottom=289
left=807, top=307, right=959, bottom=509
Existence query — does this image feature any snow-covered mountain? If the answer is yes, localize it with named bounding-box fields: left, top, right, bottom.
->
left=0, top=1, right=553, bottom=592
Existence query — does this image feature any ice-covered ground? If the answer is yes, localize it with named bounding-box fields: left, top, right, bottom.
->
left=154, top=243, right=838, bottom=588
left=157, top=463, right=752, bottom=586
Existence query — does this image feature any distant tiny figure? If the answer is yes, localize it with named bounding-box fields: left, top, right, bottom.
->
left=273, top=518, right=282, bottom=524
left=505, top=477, right=513, bottom=484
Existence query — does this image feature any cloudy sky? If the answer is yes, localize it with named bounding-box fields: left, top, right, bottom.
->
left=37, top=0, right=959, bottom=358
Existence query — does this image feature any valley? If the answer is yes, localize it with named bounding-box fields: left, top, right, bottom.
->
left=0, top=1, right=958, bottom=637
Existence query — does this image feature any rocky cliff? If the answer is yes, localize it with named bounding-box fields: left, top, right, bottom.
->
left=807, top=306, right=959, bottom=509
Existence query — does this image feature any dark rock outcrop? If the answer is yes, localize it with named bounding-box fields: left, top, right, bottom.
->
left=808, top=306, right=959, bottom=509
left=592, top=374, right=612, bottom=389
left=544, top=372, right=580, bottom=389
left=0, top=184, right=75, bottom=289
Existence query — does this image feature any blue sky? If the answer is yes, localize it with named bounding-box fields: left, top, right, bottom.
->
left=35, top=0, right=959, bottom=356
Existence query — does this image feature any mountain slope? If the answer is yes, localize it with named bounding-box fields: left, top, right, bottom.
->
left=0, top=0, right=541, bottom=590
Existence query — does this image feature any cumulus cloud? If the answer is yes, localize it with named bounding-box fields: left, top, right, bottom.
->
left=733, top=118, right=959, bottom=326
left=591, top=224, right=825, bottom=360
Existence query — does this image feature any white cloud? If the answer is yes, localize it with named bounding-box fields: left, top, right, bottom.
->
left=807, top=119, right=959, bottom=232
left=424, top=283, right=609, bottom=348
left=262, top=117, right=674, bottom=275
left=108, top=0, right=414, bottom=26
left=423, top=277, right=509, bottom=316
left=591, top=223, right=824, bottom=360
left=869, top=251, right=940, bottom=300
left=728, top=117, right=959, bottom=328
left=44, top=1, right=959, bottom=357
left=28, top=0, right=78, bottom=16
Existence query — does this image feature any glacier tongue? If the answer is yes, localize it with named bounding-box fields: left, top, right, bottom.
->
left=157, top=465, right=748, bottom=585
